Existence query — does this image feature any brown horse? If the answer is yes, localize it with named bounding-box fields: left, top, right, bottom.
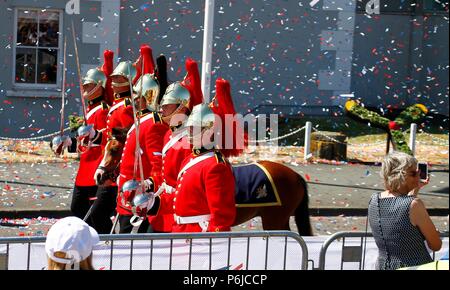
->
left=96, top=127, right=129, bottom=186
left=233, top=161, right=312, bottom=236
left=100, top=140, right=312, bottom=236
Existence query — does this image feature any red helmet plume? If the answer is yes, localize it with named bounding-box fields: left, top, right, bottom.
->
left=181, top=58, right=203, bottom=110
left=101, top=49, right=114, bottom=105
left=133, top=44, right=155, bottom=85
left=211, top=78, right=247, bottom=157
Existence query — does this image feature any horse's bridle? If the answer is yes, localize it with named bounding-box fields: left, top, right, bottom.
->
left=98, top=164, right=120, bottom=184
left=98, top=136, right=124, bottom=184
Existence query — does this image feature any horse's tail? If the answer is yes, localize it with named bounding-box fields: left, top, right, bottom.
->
left=295, top=174, right=313, bottom=236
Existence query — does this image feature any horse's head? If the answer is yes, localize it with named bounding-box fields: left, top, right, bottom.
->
left=95, top=127, right=128, bottom=186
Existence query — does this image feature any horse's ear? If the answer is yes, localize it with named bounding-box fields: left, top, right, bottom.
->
left=111, top=127, right=128, bottom=142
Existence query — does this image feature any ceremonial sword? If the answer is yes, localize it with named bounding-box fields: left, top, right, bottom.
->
left=71, top=20, right=88, bottom=124
left=51, top=36, right=70, bottom=156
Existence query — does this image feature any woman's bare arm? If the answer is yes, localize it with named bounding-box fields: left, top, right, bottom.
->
left=410, top=198, right=442, bottom=251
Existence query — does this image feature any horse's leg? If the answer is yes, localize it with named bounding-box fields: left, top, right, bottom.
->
left=260, top=206, right=292, bottom=231
left=257, top=161, right=312, bottom=235
left=294, top=175, right=313, bottom=236
left=233, top=207, right=258, bottom=227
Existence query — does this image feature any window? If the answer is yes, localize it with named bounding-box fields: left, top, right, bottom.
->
left=14, top=8, right=62, bottom=87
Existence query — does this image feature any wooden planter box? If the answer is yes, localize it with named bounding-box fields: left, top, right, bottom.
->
left=310, top=131, right=347, bottom=161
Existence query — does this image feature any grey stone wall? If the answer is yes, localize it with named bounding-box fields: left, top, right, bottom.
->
left=0, top=0, right=448, bottom=138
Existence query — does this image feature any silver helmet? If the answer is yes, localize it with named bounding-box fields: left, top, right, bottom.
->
left=133, top=74, right=160, bottom=111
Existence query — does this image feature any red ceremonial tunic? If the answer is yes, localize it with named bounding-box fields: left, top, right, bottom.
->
left=75, top=102, right=108, bottom=186
left=116, top=113, right=168, bottom=225
left=105, top=98, right=135, bottom=138
left=101, top=98, right=134, bottom=187
left=155, top=150, right=236, bottom=233
left=150, top=129, right=192, bottom=232
left=161, top=129, right=192, bottom=191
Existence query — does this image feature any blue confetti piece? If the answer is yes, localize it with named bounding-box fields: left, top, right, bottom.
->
left=140, top=3, right=150, bottom=11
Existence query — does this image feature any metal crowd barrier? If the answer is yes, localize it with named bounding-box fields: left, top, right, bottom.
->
left=2, top=230, right=447, bottom=270
left=0, top=231, right=308, bottom=270
left=318, top=231, right=449, bottom=270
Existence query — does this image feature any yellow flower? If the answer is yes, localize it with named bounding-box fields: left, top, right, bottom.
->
left=345, top=100, right=357, bottom=112
left=415, top=104, right=428, bottom=114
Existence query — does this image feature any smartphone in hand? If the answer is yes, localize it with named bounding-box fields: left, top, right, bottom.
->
left=418, top=162, right=428, bottom=183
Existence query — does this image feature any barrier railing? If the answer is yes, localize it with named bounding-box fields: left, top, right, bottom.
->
left=317, top=231, right=449, bottom=270
left=1, top=230, right=447, bottom=270
left=0, top=231, right=308, bottom=270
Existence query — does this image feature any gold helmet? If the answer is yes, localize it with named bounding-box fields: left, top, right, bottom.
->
left=111, top=61, right=137, bottom=88
left=160, top=81, right=190, bottom=108
left=82, top=68, right=107, bottom=101
left=133, top=74, right=160, bottom=111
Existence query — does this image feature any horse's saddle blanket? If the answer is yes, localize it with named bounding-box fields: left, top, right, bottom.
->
left=232, top=163, right=280, bottom=207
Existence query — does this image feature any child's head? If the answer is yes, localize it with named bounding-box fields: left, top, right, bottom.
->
left=45, top=217, right=99, bottom=270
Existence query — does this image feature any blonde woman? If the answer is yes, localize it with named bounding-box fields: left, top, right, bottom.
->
left=45, top=216, right=99, bottom=270
left=368, top=151, right=442, bottom=270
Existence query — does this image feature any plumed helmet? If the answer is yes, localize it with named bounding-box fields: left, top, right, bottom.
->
left=82, top=68, right=107, bottom=101
left=185, top=104, right=216, bottom=129
left=83, top=68, right=107, bottom=88
left=111, top=61, right=137, bottom=86
left=160, top=81, right=190, bottom=107
left=160, top=58, right=203, bottom=110
left=133, top=74, right=160, bottom=111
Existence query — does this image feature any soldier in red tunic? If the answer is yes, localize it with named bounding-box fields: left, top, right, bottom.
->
left=88, top=51, right=143, bottom=233
left=116, top=46, right=170, bottom=233
left=134, top=78, right=240, bottom=233
left=142, top=58, right=205, bottom=233
left=51, top=50, right=112, bottom=229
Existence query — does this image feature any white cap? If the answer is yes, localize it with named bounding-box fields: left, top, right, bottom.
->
left=45, top=217, right=99, bottom=264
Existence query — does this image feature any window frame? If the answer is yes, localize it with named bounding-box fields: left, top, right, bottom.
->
left=12, top=7, right=63, bottom=89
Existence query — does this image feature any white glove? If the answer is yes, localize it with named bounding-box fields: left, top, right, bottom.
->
left=143, top=179, right=154, bottom=193
left=51, top=135, right=72, bottom=155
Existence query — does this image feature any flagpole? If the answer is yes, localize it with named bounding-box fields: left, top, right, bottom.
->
left=201, top=0, right=215, bottom=103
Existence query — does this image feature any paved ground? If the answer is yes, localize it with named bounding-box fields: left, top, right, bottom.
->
left=0, top=161, right=448, bottom=237
left=0, top=216, right=448, bottom=238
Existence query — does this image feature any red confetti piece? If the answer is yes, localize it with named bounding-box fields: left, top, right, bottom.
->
left=305, top=174, right=311, bottom=181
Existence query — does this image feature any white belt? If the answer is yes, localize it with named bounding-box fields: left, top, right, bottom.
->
left=174, top=214, right=211, bottom=225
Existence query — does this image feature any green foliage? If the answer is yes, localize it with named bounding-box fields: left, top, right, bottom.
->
left=391, top=129, right=412, bottom=155
left=345, top=102, right=429, bottom=155
left=394, top=105, right=427, bottom=128
left=69, top=114, right=85, bottom=132
left=347, top=105, right=390, bottom=130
